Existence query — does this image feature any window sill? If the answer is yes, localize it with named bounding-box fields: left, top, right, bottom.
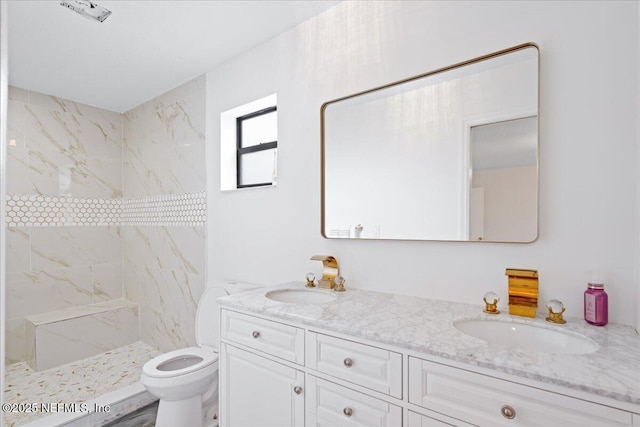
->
left=220, top=182, right=277, bottom=193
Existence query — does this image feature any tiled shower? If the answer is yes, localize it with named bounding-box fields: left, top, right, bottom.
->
left=4, top=75, right=207, bottom=425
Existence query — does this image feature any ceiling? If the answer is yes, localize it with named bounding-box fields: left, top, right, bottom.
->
left=7, top=0, right=339, bottom=112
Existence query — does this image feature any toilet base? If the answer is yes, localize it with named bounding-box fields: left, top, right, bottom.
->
left=156, top=395, right=203, bottom=427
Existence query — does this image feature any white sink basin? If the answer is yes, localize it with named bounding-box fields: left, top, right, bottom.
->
left=265, top=289, right=337, bottom=305
left=453, top=318, right=599, bottom=355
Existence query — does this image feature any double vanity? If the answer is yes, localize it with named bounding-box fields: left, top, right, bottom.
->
left=218, top=282, right=640, bottom=426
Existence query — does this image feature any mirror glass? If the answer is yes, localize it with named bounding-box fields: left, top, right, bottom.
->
left=322, top=44, right=538, bottom=242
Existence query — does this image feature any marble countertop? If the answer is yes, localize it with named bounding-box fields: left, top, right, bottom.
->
left=218, top=282, right=640, bottom=407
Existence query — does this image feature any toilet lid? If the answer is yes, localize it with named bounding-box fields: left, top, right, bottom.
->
left=143, top=347, right=218, bottom=379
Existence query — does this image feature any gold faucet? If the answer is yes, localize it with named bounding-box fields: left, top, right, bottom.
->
left=310, top=255, right=339, bottom=289
left=506, top=268, right=538, bottom=318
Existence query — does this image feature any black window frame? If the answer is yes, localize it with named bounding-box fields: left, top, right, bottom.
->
left=236, top=106, right=278, bottom=188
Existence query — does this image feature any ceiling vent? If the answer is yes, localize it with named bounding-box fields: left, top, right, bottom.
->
left=60, top=1, right=112, bottom=23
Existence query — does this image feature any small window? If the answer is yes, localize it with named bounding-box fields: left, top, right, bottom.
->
left=220, top=93, right=277, bottom=191
left=236, top=107, right=277, bottom=188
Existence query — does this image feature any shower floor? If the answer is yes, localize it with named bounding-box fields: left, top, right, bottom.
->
left=3, top=341, right=160, bottom=427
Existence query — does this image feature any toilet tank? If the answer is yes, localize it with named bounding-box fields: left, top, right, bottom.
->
left=195, top=280, right=262, bottom=350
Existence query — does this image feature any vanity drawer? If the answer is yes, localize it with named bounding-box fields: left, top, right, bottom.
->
left=307, top=332, right=402, bottom=398
left=408, top=357, right=634, bottom=426
left=407, top=410, right=474, bottom=427
left=306, top=375, right=402, bottom=427
left=221, top=310, right=304, bottom=364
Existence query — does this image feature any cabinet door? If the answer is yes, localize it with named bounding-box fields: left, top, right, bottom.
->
left=220, top=343, right=304, bottom=427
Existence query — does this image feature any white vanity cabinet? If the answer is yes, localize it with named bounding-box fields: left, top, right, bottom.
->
left=219, top=308, right=640, bottom=427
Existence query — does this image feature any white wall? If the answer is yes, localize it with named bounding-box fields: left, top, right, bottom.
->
left=207, top=1, right=638, bottom=325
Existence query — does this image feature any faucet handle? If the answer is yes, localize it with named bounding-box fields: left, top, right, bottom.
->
left=483, top=292, right=500, bottom=314
left=305, top=273, right=316, bottom=288
left=545, top=299, right=566, bottom=324
left=334, top=275, right=346, bottom=292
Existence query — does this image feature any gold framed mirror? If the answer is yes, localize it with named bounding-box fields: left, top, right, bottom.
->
left=321, top=43, right=539, bottom=242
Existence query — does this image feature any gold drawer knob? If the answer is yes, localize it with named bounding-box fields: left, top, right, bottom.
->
left=343, top=358, right=353, bottom=367
left=501, top=405, right=516, bottom=419
left=252, top=331, right=260, bottom=339
left=343, top=407, right=353, bottom=417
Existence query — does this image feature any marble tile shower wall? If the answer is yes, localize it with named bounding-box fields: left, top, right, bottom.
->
left=5, top=76, right=207, bottom=363
left=122, top=76, right=207, bottom=353
left=5, top=86, right=124, bottom=364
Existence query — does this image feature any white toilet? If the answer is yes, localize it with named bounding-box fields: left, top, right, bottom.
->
left=141, top=281, right=259, bottom=427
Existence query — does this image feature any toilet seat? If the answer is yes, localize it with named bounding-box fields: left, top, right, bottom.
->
left=143, top=346, right=218, bottom=379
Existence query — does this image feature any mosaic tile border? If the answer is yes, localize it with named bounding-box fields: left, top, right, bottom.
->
left=6, top=195, right=121, bottom=227
left=121, top=192, right=207, bottom=226
left=5, top=192, right=206, bottom=227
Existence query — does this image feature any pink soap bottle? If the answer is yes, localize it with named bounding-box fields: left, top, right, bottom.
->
left=584, top=282, right=608, bottom=326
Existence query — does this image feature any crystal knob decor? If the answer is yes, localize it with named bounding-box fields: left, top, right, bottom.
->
left=483, top=292, right=500, bottom=314
left=334, top=275, right=346, bottom=292
left=545, top=299, right=567, bottom=324
left=305, top=272, right=316, bottom=288
left=293, top=386, right=303, bottom=395
left=252, top=331, right=260, bottom=339
left=343, top=407, right=353, bottom=417
left=343, top=358, right=353, bottom=367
